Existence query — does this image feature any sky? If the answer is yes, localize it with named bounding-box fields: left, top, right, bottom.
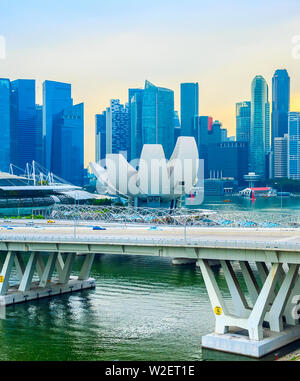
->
left=1, top=0, right=300, bottom=167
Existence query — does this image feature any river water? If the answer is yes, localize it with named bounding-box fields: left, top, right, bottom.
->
left=1, top=196, right=300, bottom=361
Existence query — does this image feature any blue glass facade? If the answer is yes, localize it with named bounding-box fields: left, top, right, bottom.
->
left=130, top=90, right=144, bottom=160
left=272, top=69, right=290, bottom=151
left=250, top=75, right=270, bottom=178
left=106, top=100, right=129, bottom=158
left=43, top=81, right=73, bottom=170
left=236, top=101, right=251, bottom=142
left=142, top=81, right=174, bottom=159
left=128, top=88, right=144, bottom=161
left=95, top=111, right=106, bottom=162
left=174, top=111, right=181, bottom=144
left=180, top=82, right=199, bottom=137
left=34, top=105, right=43, bottom=165
left=288, top=112, right=300, bottom=180
left=0, top=79, right=11, bottom=171
left=52, top=103, right=84, bottom=186
left=11, top=79, right=38, bottom=169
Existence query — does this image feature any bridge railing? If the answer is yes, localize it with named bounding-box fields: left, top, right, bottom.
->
left=0, top=234, right=299, bottom=252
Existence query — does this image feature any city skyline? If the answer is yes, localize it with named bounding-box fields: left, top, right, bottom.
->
left=1, top=0, right=300, bottom=166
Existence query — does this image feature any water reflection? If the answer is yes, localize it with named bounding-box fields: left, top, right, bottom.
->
left=0, top=254, right=296, bottom=361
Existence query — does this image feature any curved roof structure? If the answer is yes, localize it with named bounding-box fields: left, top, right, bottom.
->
left=90, top=137, right=199, bottom=203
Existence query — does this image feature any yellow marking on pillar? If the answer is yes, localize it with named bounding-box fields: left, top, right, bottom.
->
left=0, top=276, right=4, bottom=283
left=214, top=306, right=223, bottom=316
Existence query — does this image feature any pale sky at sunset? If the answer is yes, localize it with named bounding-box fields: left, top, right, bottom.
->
left=1, top=0, right=300, bottom=167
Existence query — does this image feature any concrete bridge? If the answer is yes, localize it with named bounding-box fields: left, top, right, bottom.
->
left=1, top=223, right=300, bottom=358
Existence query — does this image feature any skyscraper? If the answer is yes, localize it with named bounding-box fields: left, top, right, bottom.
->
left=52, top=103, right=84, bottom=186
left=0, top=79, right=11, bottom=171
left=180, top=82, right=199, bottom=137
left=95, top=111, right=106, bottom=163
left=34, top=105, right=43, bottom=165
left=274, top=135, right=288, bottom=178
left=106, top=99, right=129, bottom=157
left=174, top=111, right=181, bottom=144
left=43, top=81, right=73, bottom=170
left=130, top=90, right=144, bottom=160
left=250, top=75, right=270, bottom=178
left=271, top=69, right=290, bottom=151
left=142, top=80, right=174, bottom=159
left=10, top=79, right=38, bottom=169
left=43, top=80, right=84, bottom=185
left=236, top=101, right=251, bottom=142
left=288, top=112, right=300, bottom=180
left=128, top=88, right=144, bottom=161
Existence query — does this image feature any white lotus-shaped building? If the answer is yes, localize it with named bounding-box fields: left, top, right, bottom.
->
left=90, top=137, right=199, bottom=207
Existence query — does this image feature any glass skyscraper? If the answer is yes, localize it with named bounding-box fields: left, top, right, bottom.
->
left=142, top=80, right=174, bottom=159
left=180, top=82, right=199, bottom=137
left=51, top=103, right=84, bottom=186
left=288, top=112, right=300, bottom=180
left=236, top=101, right=251, bottom=142
left=106, top=99, right=129, bottom=158
left=271, top=69, right=290, bottom=151
left=128, top=88, right=144, bottom=161
left=43, top=81, right=73, bottom=170
left=43, top=80, right=84, bottom=185
left=0, top=79, right=11, bottom=172
left=174, top=111, right=181, bottom=144
left=250, top=75, right=270, bottom=178
left=95, top=111, right=106, bottom=163
left=130, top=90, right=144, bottom=161
left=11, top=79, right=38, bottom=169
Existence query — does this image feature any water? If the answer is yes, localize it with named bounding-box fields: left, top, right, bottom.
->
left=200, top=195, right=300, bottom=213
left=1, top=197, right=300, bottom=361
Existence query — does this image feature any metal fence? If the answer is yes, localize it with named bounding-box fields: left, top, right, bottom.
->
left=50, top=204, right=300, bottom=228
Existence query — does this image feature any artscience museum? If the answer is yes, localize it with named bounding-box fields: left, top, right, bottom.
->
left=90, top=137, right=202, bottom=208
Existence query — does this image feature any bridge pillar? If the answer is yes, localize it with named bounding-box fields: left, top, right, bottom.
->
left=200, top=259, right=300, bottom=358
left=0, top=251, right=96, bottom=307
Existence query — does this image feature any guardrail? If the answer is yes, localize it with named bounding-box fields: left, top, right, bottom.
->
left=0, top=233, right=300, bottom=252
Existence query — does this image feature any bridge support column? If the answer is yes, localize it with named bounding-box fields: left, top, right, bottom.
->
left=0, top=252, right=15, bottom=296
left=78, top=253, right=95, bottom=280
left=200, top=259, right=300, bottom=358
left=0, top=251, right=96, bottom=307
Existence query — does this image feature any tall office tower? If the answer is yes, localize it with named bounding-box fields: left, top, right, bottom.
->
left=0, top=79, right=11, bottom=171
left=10, top=79, right=39, bottom=169
left=220, top=128, right=228, bottom=142
left=130, top=90, right=144, bottom=161
left=236, top=101, right=251, bottom=142
left=194, top=116, right=222, bottom=178
left=180, top=82, right=199, bottom=136
left=43, top=81, right=73, bottom=170
left=128, top=88, right=144, bottom=161
left=271, top=69, right=290, bottom=151
left=288, top=112, right=300, bottom=180
left=250, top=75, right=270, bottom=178
left=207, top=141, right=248, bottom=183
left=274, top=135, right=288, bottom=178
left=95, top=111, right=106, bottom=163
left=106, top=99, right=129, bottom=158
left=142, top=81, right=174, bottom=159
left=34, top=105, right=43, bottom=165
left=51, top=103, right=84, bottom=186
left=174, top=111, right=181, bottom=144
